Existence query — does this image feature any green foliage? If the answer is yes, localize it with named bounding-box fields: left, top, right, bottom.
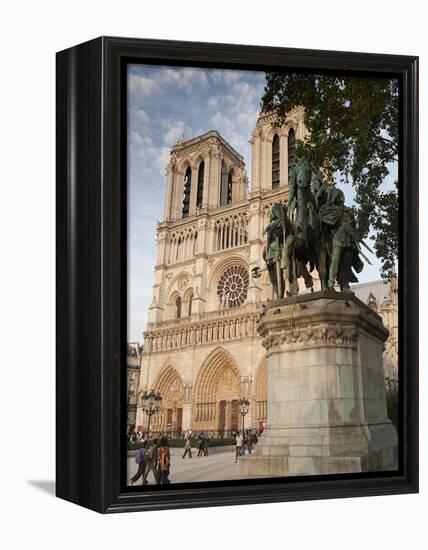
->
left=261, top=73, right=398, bottom=277
left=127, top=437, right=235, bottom=450
left=206, top=437, right=235, bottom=447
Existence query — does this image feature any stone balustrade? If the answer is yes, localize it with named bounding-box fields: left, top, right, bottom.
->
left=144, top=312, right=260, bottom=353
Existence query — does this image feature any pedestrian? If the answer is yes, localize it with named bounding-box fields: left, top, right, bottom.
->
left=204, top=435, right=209, bottom=456
left=141, top=438, right=160, bottom=485
left=182, top=436, right=192, bottom=459
left=247, top=430, right=253, bottom=454
left=129, top=442, right=147, bottom=486
left=157, top=436, right=171, bottom=484
left=235, top=431, right=243, bottom=463
left=197, top=433, right=205, bottom=457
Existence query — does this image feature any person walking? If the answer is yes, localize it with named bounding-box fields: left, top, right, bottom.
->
left=141, top=438, right=160, bottom=485
left=247, top=430, right=253, bottom=454
left=235, top=431, right=243, bottom=463
left=182, top=436, right=192, bottom=459
left=197, top=433, right=206, bottom=457
left=157, top=436, right=171, bottom=484
left=129, top=442, right=147, bottom=485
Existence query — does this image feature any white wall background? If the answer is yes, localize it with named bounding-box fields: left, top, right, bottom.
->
left=0, top=1, right=425, bottom=547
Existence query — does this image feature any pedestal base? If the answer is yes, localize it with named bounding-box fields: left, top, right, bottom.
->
left=239, top=290, right=398, bottom=477
left=240, top=422, right=398, bottom=476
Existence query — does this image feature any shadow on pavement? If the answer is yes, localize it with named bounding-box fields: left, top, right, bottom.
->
left=27, top=480, right=55, bottom=496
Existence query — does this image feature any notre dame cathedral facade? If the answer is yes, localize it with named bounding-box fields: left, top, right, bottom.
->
left=134, top=109, right=398, bottom=436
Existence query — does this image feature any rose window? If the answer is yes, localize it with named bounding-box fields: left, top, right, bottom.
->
left=217, top=265, right=249, bottom=308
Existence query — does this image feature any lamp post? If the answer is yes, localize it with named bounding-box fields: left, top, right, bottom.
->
left=141, top=389, right=162, bottom=436
left=239, top=397, right=250, bottom=439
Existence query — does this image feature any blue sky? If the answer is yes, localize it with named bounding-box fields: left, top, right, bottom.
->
left=127, top=64, right=395, bottom=343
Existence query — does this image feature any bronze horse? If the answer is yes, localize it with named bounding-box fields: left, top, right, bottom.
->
left=286, top=156, right=331, bottom=293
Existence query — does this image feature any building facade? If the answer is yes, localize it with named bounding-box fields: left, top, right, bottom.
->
left=352, top=276, right=399, bottom=391
left=127, top=342, right=142, bottom=431
left=134, top=109, right=398, bottom=436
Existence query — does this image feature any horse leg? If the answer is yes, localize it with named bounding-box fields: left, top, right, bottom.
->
left=287, top=252, right=299, bottom=297
left=318, top=247, right=328, bottom=290
left=297, top=260, right=314, bottom=290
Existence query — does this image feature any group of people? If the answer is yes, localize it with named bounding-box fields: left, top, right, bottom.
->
left=128, top=430, right=170, bottom=444
left=129, top=427, right=262, bottom=485
left=182, top=431, right=209, bottom=458
left=234, top=429, right=258, bottom=463
left=129, top=435, right=171, bottom=486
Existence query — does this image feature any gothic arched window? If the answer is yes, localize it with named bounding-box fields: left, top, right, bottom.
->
left=175, top=296, right=182, bottom=319
left=220, top=161, right=233, bottom=206
left=272, top=134, right=280, bottom=189
left=288, top=128, right=296, bottom=182
left=182, top=166, right=191, bottom=217
left=227, top=171, right=233, bottom=204
left=188, top=292, right=193, bottom=316
left=196, top=162, right=204, bottom=209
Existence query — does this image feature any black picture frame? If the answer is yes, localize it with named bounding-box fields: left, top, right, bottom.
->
left=56, top=36, right=419, bottom=513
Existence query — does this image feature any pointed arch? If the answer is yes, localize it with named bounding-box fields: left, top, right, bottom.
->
left=287, top=127, right=296, bottom=182
left=153, top=364, right=183, bottom=397
left=182, top=166, right=192, bottom=217
left=196, top=160, right=204, bottom=209
left=254, top=357, right=267, bottom=402
left=175, top=296, right=182, bottom=319
left=193, top=347, right=241, bottom=435
left=194, top=347, right=241, bottom=403
left=254, top=357, right=267, bottom=428
left=183, top=287, right=194, bottom=317
left=152, top=364, right=184, bottom=435
left=272, top=134, right=280, bottom=189
left=220, top=160, right=233, bottom=206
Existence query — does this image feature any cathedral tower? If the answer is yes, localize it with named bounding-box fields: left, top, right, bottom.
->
left=136, top=110, right=309, bottom=435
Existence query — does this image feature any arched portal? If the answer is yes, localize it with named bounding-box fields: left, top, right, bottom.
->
left=254, top=358, right=267, bottom=431
left=193, top=347, right=241, bottom=436
left=151, top=365, right=184, bottom=436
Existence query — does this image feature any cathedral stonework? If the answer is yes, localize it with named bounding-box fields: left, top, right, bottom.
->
left=135, top=111, right=398, bottom=436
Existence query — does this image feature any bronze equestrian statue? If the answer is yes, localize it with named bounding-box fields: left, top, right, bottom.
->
left=253, top=153, right=371, bottom=298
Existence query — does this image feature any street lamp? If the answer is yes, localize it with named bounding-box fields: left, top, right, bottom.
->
left=239, top=397, right=250, bottom=438
left=141, top=389, right=162, bottom=436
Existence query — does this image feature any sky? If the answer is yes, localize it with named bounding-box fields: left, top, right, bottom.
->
left=127, top=64, right=396, bottom=343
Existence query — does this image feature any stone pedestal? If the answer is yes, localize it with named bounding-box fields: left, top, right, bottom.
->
left=239, top=290, right=398, bottom=477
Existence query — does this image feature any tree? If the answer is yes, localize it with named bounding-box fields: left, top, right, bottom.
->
left=261, top=72, right=398, bottom=277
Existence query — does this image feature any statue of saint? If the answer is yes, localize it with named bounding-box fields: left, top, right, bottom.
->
left=263, top=203, right=293, bottom=298
left=328, top=208, right=364, bottom=291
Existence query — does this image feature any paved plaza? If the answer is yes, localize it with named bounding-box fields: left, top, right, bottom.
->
left=127, top=447, right=268, bottom=485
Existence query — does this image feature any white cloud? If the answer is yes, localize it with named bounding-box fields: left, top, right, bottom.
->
left=127, top=64, right=268, bottom=341
left=163, top=123, right=185, bottom=146
left=223, top=71, right=241, bottom=84
left=232, top=80, right=251, bottom=95
left=236, top=110, right=259, bottom=130
left=145, top=67, right=210, bottom=94
left=155, top=147, right=171, bottom=176
left=210, top=112, right=236, bottom=134
left=208, top=96, right=219, bottom=108
left=128, top=73, right=156, bottom=97
left=135, top=109, right=150, bottom=124
left=162, top=68, right=181, bottom=84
